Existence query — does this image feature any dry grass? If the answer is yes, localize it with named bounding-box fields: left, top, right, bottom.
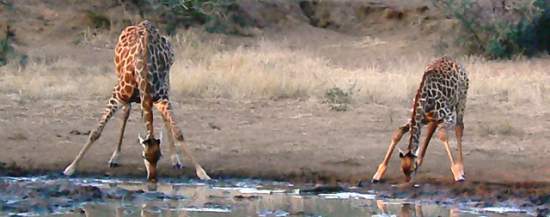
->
left=0, top=29, right=549, bottom=112
left=168, top=31, right=422, bottom=103
left=0, top=56, right=114, bottom=100
left=169, top=30, right=550, bottom=108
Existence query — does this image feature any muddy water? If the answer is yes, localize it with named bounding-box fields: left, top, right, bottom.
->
left=0, top=176, right=534, bottom=217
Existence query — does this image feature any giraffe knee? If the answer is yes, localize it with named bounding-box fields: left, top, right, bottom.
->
left=173, top=130, right=184, bottom=142
left=89, top=130, right=101, bottom=141
left=437, top=128, right=448, bottom=140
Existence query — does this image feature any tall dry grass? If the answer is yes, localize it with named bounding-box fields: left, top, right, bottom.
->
left=169, top=31, right=550, bottom=108
left=0, top=29, right=548, bottom=110
left=0, top=56, right=114, bottom=100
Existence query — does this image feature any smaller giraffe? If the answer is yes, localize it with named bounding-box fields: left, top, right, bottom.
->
left=63, top=20, right=210, bottom=182
left=371, top=56, right=469, bottom=183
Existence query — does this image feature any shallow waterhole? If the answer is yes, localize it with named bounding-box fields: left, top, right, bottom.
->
left=0, top=176, right=533, bottom=217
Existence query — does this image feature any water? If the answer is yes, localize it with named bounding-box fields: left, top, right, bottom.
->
left=0, top=176, right=534, bottom=217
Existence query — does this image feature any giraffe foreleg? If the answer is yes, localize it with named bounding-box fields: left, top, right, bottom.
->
left=372, top=123, right=410, bottom=182
left=108, top=104, right=131, bottom=168
left=154, top=100, right=211, bottom=180
left=455, top=122, right=465, bottom=178
left=437, top=124, right=464, bottom=182
left=415, top=121, right=438, bottom=168
left=162, top=121, right=183, bottom=169
left=64, top=97, right=123, bottom=176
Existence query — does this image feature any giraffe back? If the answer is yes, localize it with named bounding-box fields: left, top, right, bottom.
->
left=415, top=56, right=469, bottom=124
left=113, top=20, right=175, bottom=103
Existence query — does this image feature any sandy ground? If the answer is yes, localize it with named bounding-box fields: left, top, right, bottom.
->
left=1, top=95, right=549, bottom=185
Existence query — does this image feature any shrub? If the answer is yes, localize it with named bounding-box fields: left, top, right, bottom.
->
left=85, top=10, right=111, bottom=29
left=0, top=24, right=14, bottom=66
left=434, top=0, right=550, bottom=59
left=135, top=0, right=254, bottom=35
left=323, top=85, right=355, bottom=112
left=0, top=38, right=11, bottom=66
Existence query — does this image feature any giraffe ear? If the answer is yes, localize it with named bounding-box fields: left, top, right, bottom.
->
left=398, top=147, right=405, bottom=158
left=138, top=133, right=146, bottom=147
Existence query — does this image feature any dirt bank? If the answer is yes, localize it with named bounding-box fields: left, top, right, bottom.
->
left=1, top=96, right=549, bottom=184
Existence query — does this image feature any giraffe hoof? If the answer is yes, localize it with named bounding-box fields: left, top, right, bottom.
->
left=196, top=167, right=211, bottom=180
left=172, top=163, right=183, bottom=170
left=357, top=180, right=372, bottom=187
left=451, top=164, right=465, bottom=182
left=108, top=162, right=120, bottom=168
left=371, top=179, right=381, bottom=184
left=63, top=165, right=76, bottom=176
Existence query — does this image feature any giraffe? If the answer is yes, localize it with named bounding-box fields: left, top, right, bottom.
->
left=63, top=20, right=211, bottom=182
left=371, top=56, right=469, bottom=183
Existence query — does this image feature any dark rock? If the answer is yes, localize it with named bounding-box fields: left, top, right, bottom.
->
left=234, top=195, right=260, bottom=200
left=300, top=185, right=344, bottom=194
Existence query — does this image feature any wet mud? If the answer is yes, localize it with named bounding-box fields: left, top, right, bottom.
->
left=0, top=176, right=548, bottom=217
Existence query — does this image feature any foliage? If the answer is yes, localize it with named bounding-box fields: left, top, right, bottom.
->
left=0, top=24, right=14, bottom=66
left=434, top=0, right=550, bottom=59
left=0, top=38, right=11, bottom=66
left=136, top=0, right=253, bottom=35
left=323, top=85, right=355, bottom=112
left=85, top=10, right=111, bottom=29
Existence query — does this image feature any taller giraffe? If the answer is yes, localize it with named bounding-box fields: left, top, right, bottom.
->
left=63, top=20, right=211, bottom=182
left=371, top=56, right=469, bottom=183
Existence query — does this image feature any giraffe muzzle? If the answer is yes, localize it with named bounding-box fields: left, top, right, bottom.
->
left=399, top=151, right=418, bottom=182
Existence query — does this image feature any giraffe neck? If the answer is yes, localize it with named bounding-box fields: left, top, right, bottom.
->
left=138, top=23, right=155, bottom=140
left=407, top=113, right=422, bottom=154
left=407, top=71, right=430, bottom=154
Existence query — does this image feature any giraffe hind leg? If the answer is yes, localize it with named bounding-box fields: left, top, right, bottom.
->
left=108, top=104, right=131, bottom=168
left=64, top=97, right=123, bottom=176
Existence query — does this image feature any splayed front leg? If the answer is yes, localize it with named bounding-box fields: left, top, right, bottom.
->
left=415, top=121, right=437, bottom=168
left=194, top=164, right=211, bottom=180
left=108, top=104, right=131, bottom=168
left=107, top=150, right=121, bottom=168
left=155, top=100, right=211, bottom=180
left=372, top=123, right=410, bottom=183
left=64, top=97, right=123, bottom=176
left=451, top=163, right=465, bottom=182
left=372, top=164, right=388, bottom=183
left=162, top=125, right=183, bottom=169
left=454, top=122, right=466, bottom=180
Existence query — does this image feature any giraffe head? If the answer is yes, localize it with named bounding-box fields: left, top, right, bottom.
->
left=399, top=149, right=417, bottom=182
left=139, top=134, right=162, bottom=182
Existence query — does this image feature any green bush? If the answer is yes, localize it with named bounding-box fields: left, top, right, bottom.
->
left=85, top=10, right=111, bottom=29
left=323, top=86, right=355, bottom=112
left=136, top=0, right=253, bottom=35
left=0, top=38, right=11, bottom=66
left=434, top=0, right=550, bottom=59
left=0, top=25, right=14, bottom=66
